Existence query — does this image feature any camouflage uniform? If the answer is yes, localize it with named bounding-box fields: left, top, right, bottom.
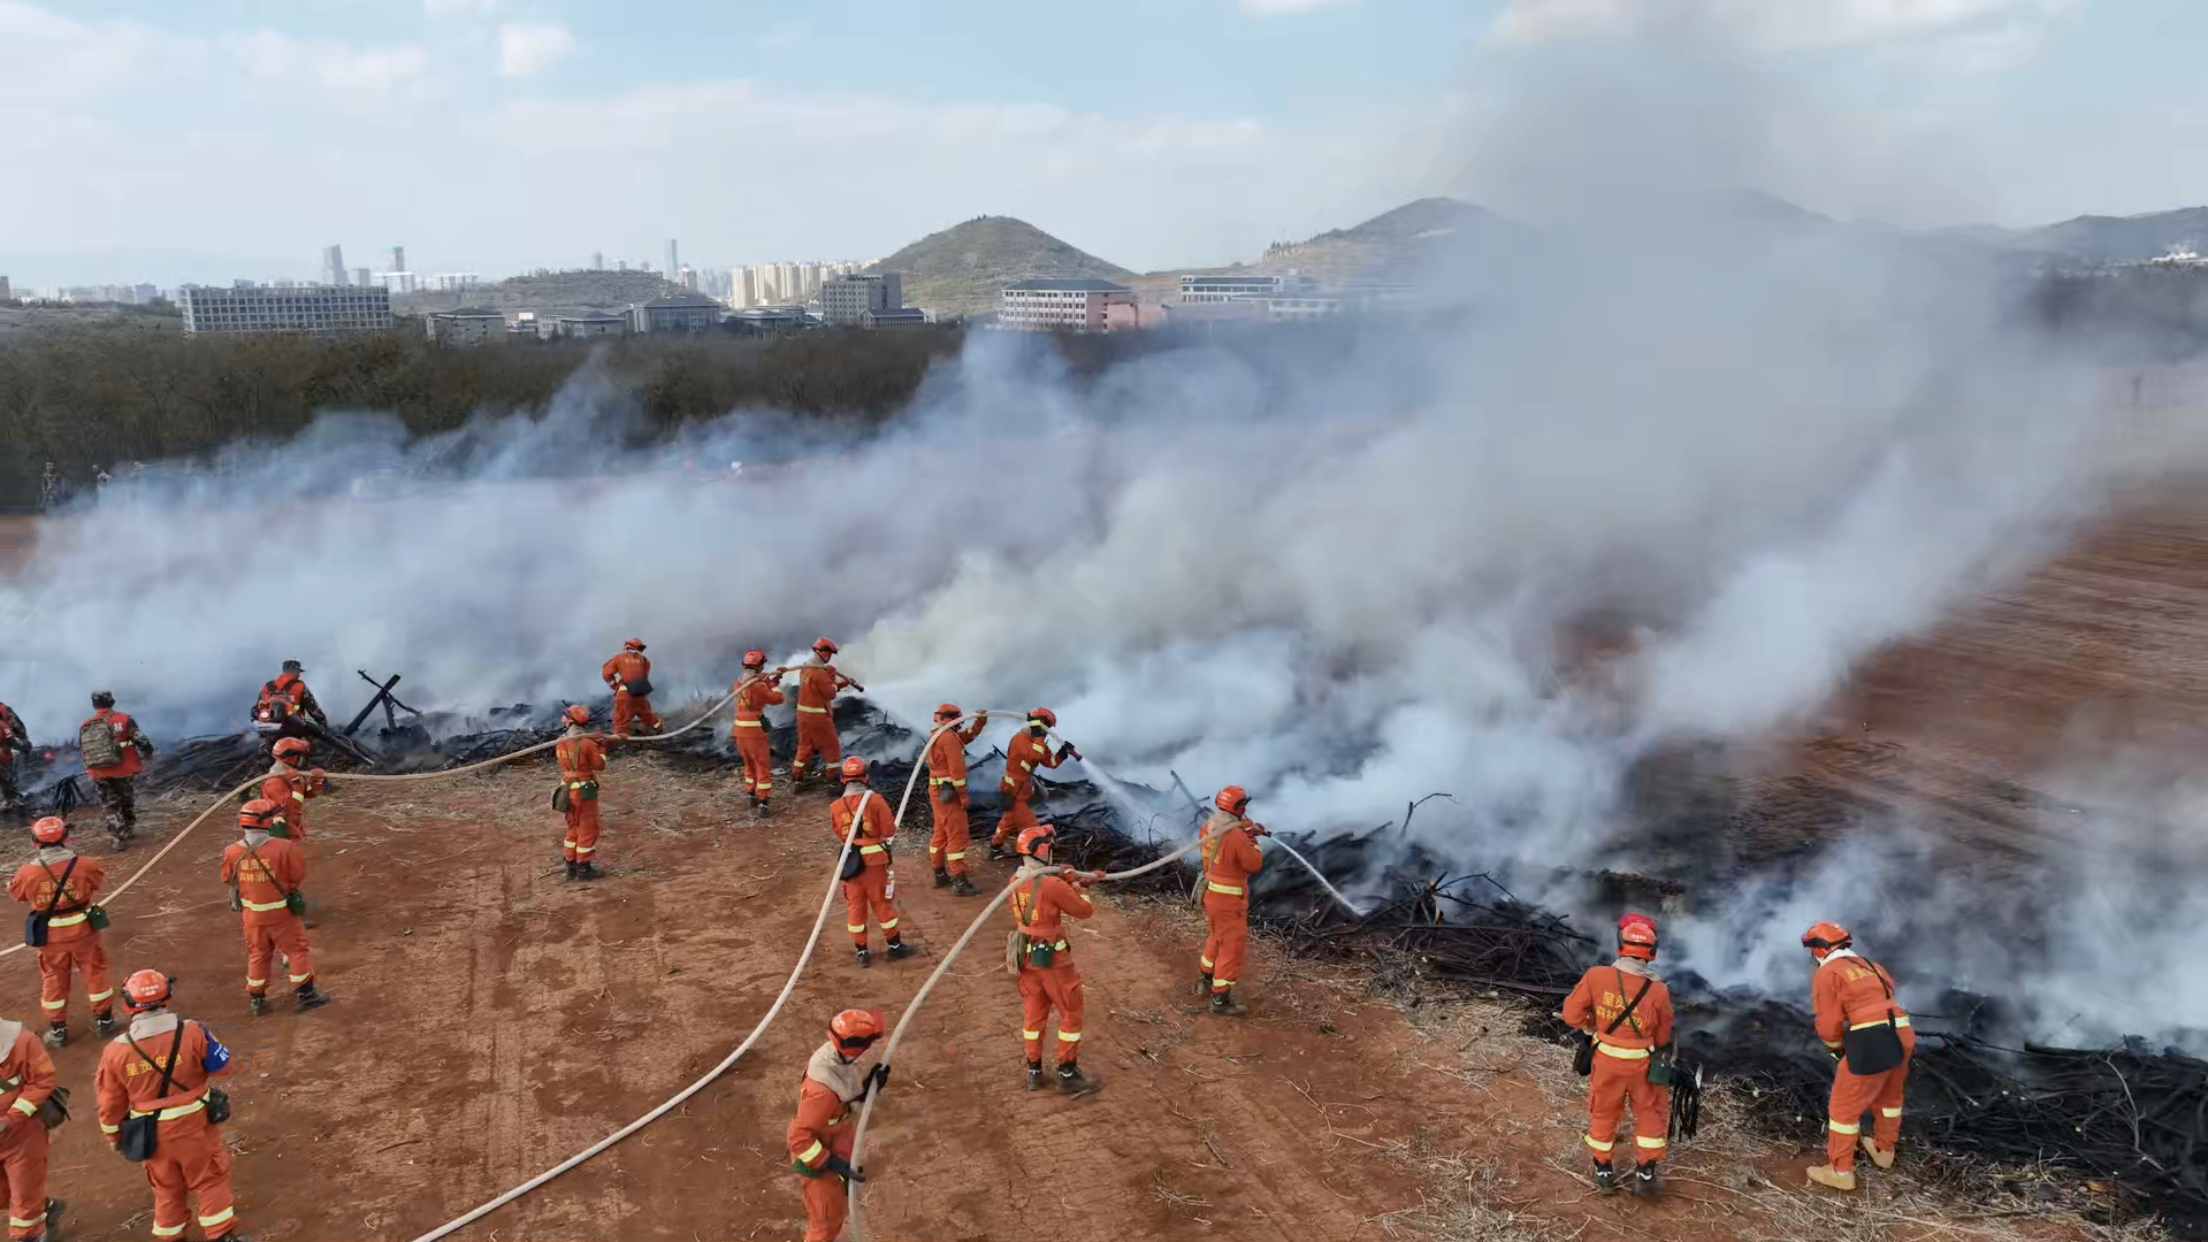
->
left=0, top=703, right=27, bottom=813
left=94, top=777, right=138, bottom=835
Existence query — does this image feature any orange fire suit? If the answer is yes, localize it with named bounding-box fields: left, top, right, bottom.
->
left=96, top=1013, right=240, bottom=1240
left=602, top=651, right=662, bottom=738
left=788, top=1041, right=871, bottom=1242
left=1563, top=960, right=1675, bottom=1168
left=255, top=671, right=323, bottom=726
left=831, top=791, right=902, bottom=949
left=259, top=762, right=325, bottom=840
left=793, top=662, right=852, bottom=772
left=0, top=1020, right=58, bottom=1241
left=1199, top=812, right=1264, bottom=995
left=220, top=833, right=316, bottom=1002
left=926, top=715, right=987, bottom=877
left=8, top=847, right=115, bottom=1027
left=992, top=728, right=1064, bottom=848
left=1814, top=950, right=1913, bottom=1172
left=733, top=675, right=785, bottom=806
left=1011, top=864, right=1093, bottom=1066
left=556, top=732, right=608, bottom=865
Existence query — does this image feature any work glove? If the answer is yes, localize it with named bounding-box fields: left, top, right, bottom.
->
left=865, top=1064, right=890, bottom=1095
left=1250, top=822, right=1270, bottom=837
left=825, top=1155, right=865, bottom=1183
left=1057, top=743, right=1081, bottom=763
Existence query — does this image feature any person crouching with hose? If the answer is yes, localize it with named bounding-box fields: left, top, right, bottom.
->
left=1561, top=914, right=1674, bottom=1198
left=1198, top=785, right=1266, bottom=1017
left=1010, top=825, right=1103, bottom=1095
left=989, top=709, right=1077, bottom=860
left=787, top=1009, right=888, bottom=1242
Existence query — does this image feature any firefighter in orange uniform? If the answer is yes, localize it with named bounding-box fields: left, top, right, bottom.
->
left=989, top=709, right=1078, bottom=860
left=831, top=758, right=911, bottom=968
left=96, top=972, right=246, bottom=1242
left=925, top=704, right=988, bottom=896
left=9, top=817, right=117, bottom=1047
left=1198, top=785, right=1266, bottom=1017
left=790, top=638, right=857, bottom=785
left=1561, top=914, right=1675, bottom=1198
left=787, top=1009, right=888, bottom=1242
left=81, top=691, right=153, bottom=849
left=601, top=638, right=662, bottom=739
left=555, top=705, right=608, bottom=880
left=0, top=1011, right=59, bottom=1242
left=1803, top=921, right=1913, bottom=1191
left=1009, top=825, right=1103, bottom=1094
left=219, top=801, right=329, bottom=1016
left=733, top=650, right=786, bottom=819
left=258, top=738, right=326, bottom=841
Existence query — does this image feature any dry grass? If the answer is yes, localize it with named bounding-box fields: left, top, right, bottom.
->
left=1367, top=1150, right=1567, bottom=1241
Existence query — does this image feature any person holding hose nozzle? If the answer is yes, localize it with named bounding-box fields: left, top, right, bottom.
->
left=989, top=708, right=1078, bottom=861
left=600, top=638, right=662, bottom=739
left=788, top=1008, right=889, bottom=1242
left=1010, top=824, right=1103, bottom=1095
left=732, top=650, right=786, bottom=819
left=1802, top=921, right=1912, bottom=1192
left=1561, top=914, right=1674, bottom=1198
left=789, top=638, right=859, bottom=787
left=1198, top=785, right=1267, bottom=1017
left=259, top=738, right=327, bottom=842
left=831, top=757, right=912, bottom=968
left=926, top=704, right=988, bottom=896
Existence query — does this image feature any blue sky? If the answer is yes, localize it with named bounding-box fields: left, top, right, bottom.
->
left=4, top=0, right=2206, bottom=287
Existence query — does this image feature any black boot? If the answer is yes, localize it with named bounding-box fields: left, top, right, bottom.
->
left=987, top=843, right=1011, bottom=861
left=1025, top=1061, right=1044, bottom=1091
left=576, top=861, right=602, bottom=881
left=296, top=982, right=330, bottom=1011
left=854, top=947, right=871, bottom=969
left=756, top=800, right=775, bottom=820
left=41, top=1022, right=64, bottom=1049
left=951, top=874, right=980, bottom=897
left=1632, top=1165, right=1660, bottom=1199
left=1210, top=988, right=1248, bottom=1017
left=565, top=861, right=580, bottom=881
left=32, top=1198, right=62, bottom=1242
left=932, top=869, right=951, bottom=889
left=885, top=938, right=914, bottom=962
left=1196, top=973, right=1213, bottom=997
left=1055, top=1063, right=1100, bottom=1096
left=1593, top=1163, right=1618, bottom=1196
left=94, top=1012, right=118, bottom=1038
left=249, top=995, right=268, bottom=1017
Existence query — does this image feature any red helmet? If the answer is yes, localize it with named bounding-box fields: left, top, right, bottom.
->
left=1016, top=825, right=1055, bottom=858
left=829, top=1007, right=884, bottom=1051
left=839, top=756, right=870, bottom=782
left=239, top=798, right=281, bottom=829
left=934, top=703, right=961, bottom=720
left=1215, top=785, right=1250, bottom=816
left=563, top=705, right=591, bottom=725
left=272, top=737, right=312, bottom=761
left=124, top=969, right=172, bottom=1011
left=813, top=637, right=839, bottom=656
left=1802, top=920, right=1852, bottom=959
left=1618, top=913, right=1659, bottom=961
left=1027, top=708, right=1057, bottom=729
left=624, top=637, right=646, bottom=651
left=30, top=817, right=67, bottom=845
left=742, top=649, right=767, bottom=669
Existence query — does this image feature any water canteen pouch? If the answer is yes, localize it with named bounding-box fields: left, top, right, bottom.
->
left=1571, top=1031, right=1595, bottom=1077
left=206, top=1082, right=232, bottom=1125
left=87, top=905, right=110, bottom=932
left=1011, top=880, right=1055, bottom=967
left=285, top=891, right=308, bottom=917
left=1839, top=961, right=1908, bottom=1075
left=78, top=717, right=124, bottom=770
left=37, top=1084, right=69, bottom=1130
left=119, top=1031, right=184, bottom=1163
left=622, top=677, right=653, bottom=698
left=574, top=780, right=599, bottom=802
left=25, top=858, right=80, bottom=949
left=1646, top=1050, right=1677, bottom=1088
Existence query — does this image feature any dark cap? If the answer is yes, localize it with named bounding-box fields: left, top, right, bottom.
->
left=90, top=690, right=115, bottom=708
left=282, top=660, right=304, bottom=673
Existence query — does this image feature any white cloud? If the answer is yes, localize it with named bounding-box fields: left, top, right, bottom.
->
left=424, top=0, right=496, bottom=18
left=223, top=31, right=430, bottom=95
left=1488, top=0, right=2079, bottom=65
left=1239, top=0, right=1359, bottom=14
left=498, top=21, right=576, bottom=77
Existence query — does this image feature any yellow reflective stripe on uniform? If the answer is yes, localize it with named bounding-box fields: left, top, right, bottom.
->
left=47, top=912, right=88, bottom=927
left=1880, top=1107, right=1902, bottom=1119
left=1850, top=1015, right=1911, bottom=1031
left=1823, top=1040, right=1844, bottom=1051
left=931, top=777, right=966, bottom=786
left=290, top=791, right=305, bottom=802
left=880, top=918, right=899, bottom=930
left=246, top=977, right=267, bottom=988
left=1022, top=1028, right=1042, bottom=1040
left=797, top=1140, right=825, bottom=1164
left=38, top=999, right=63, bottom=1010
left=1206, top=881, right=1244, bottom=896
left=1213, top=978, right=1236, bottom=988
left=8, top=1213, right=46, bottom=1229
left=857, top=844, right=885, bottom=855
left=1827, top=1119, right=1861, bottom=1135
left=1635, top=1135, right=1667, bottom=1149
left=88, top=988, right=113, bottom=1003
left=734, top=719, right=764, bottom=728
left=798, top=705, right=829, bottom=714
left=241, top=897, right=288, bottom=913
left=289, top=971, right=313, bottom=984
left=1584, top=1135, right=1614, bottom=1152
left=1199, top=956, right=1215, bottom=970
left=1021, top=761, right=1034, bottom=770
left=1595, top=1043, right=1650, bottom=1060
left=151, top=1223, right=185, bottom=1238
left=1057, top=1031, right=1080, bottom=1042
left=9, top=1098, right=35, bottom=1116
left=846, top=924, right=866, bottom=934
left=199, top=1207, right=236, bottom=1228
left=945, top=851, right=966, bottom=861
left=566, top=781, right=591, bottom=789
left=131, top=1093, right=207, bottom=1122
left=101, top=1122, right=121, bottom=1135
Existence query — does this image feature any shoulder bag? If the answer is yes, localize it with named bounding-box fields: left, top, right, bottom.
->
left=838, top=793, right=874, bottom=882
left=118, top=1031, right=184, bottom=1162
left=24, top=858, right=79, bottom=949
left=1839, top=962, right=1908, bottom=1075
left=241, top=841, right=308, bottom=917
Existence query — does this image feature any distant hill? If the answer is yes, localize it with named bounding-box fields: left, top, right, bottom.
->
left=488, top=270, right=683, bottom=309
left=867, top=216, right=1132, bottom=317
left=2012, top=207, right=2208, bottom=264
left=1257, top=197, right=1540, bottom=287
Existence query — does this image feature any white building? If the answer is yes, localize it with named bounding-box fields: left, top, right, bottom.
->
left=179, top=284, right=393, bottom=335
left=424, top=273, right=483, bottom=293
left=321, top=245, right=348, bottom=287
left=630, top=292, right=723, bottom=333
left=999, top=279, right=1135, bottom=332
left=425, top=307, right=507, bottom=346
left=380, top=271, right=421, bottom=295
left=821, top=272, right=903, bottom=326
left=1179, top=274, right=1283, bottom=303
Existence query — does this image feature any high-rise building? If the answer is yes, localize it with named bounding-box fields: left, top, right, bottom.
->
left=728, top=267, right=756, bottom=309
left=821, top=272, right=903, bottom=326
left=0, top=276, right=10, bottom=302
left=665, top=240, right=679, bottom=278
left=321, top=244, right=347, bottom=287
left=352, top=267, right=373, bottom=288
left=179, top=285, right=394, bottom=335
left=617, top=259, right=629, bottom=272
left=391, top=245, right=406, bottom=273
left=591, top=250, right=604, bottom=271
left=679, top=265, right=699, bottom=292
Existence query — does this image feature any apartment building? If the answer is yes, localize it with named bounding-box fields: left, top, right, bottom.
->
left=179, top=284, right=394, bottom=335
left=999, top=279, right=1135, bottom=332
